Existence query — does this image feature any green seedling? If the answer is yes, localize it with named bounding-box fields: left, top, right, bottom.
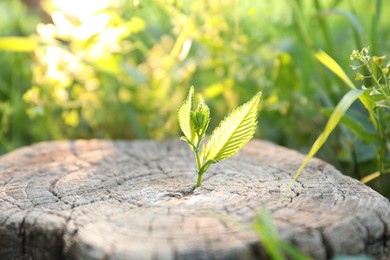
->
left=178, top=86, right=261, bottom=187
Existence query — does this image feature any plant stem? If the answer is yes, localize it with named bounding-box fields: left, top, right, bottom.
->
left=364, top=62, right=383, bottom=90
left=376, top=109, right=387, bottom=193
left=370, top=0, right=382, bottom=57
left=193, top=124, right=210, bottom=187
left=196, top=173, right=203, bottom=188
left=196, top=161, right=212, bottom=188
left=194, top=137, right=203, bottom=171
left=291, top=0, right=314, bottom=50
left=195, top=149, right=202, bottom=171
left=194, top=137, right=205, bottom=187
left=314, top=0, right=335, bottom=56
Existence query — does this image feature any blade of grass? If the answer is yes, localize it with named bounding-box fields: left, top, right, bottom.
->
left=286, top=89, right=365, bottom=193
left=253, top=206, right=312, bottom=260
left=315, top=50, right=377, bottom=127
left=253, top=206, right=285, bottom=260
left=279, top=241, right=312, bottom=260
left=290, top=0, right=314, bottom=50
left=315, top=50, right=356, bottom=89
left=314, top=0, right=335, bottom=56
left=361, top=171, right=381, bottom=184
left=322, top=108, right=377, bottom=143
left=317, top=9, right=364, bottom=50
left=317, top=8, right=373, bottom=87
left=370, top=0, right=382, bottom=56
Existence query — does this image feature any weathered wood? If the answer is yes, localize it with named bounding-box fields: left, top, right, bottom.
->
left=0, top=139, right=389, bottom=259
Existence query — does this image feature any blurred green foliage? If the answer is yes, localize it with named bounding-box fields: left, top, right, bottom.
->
left=0, top=0, right=389, bottom=196
left=253, top=206, right=311, bottom=259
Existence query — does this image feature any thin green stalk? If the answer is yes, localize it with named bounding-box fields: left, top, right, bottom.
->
left=376, top=109, right=387, bottom=193
left=194, top=135, right=204, bottom=171
left=347, top=1, right=364, bottom=50
left=195, top=148, right=202, bottom=171
left=364, top=63, right=380, bottom=87
left=196, top=174, right=202, bottom=188
left=370, top=0, right=382, bottom=57
left=378, top=66, right=389, bottom=93
left=363, top=61, right=389, bottom=99
left=314, top=0, right=335, bottom=56
left=291, top=0, right=335, bottom=98
left=291, top=0, right=314, bottom=50
left=196, top=160, right=212, bottom=187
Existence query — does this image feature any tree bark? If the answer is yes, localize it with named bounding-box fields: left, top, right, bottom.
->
left=0, top=139, right=389, bottom=259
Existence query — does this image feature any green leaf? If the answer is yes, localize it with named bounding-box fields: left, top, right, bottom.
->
left=253, top=206, right=285, bottom=260
left=288, top=89, right=365, bottom=192
left=373, top=55, right=386, bottom=66
left=361, top=171, right=381, bottom=184
left=322, top=109, right=377, bottom=143
left=355, top=72, right=364, bottom=81
left=280, top=241, right=312, bottom=260
left=315, top=50, right=377, bottom=124
left=253, top=206, right=311, bottom=260
left=178, top=86, right=195, bottom=144
left=315, top=50, right=357, bottom=90
left=203, top=92, right=261, bottom=163
left=0, top=37, right=38, bottom=52
left=317, top=9, right=363, bottom=49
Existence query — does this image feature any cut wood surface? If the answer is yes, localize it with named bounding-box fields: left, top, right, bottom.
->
left=0, top=139, right=389, bottom=260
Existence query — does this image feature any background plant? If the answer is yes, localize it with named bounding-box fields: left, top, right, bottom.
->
left=290, top=48, right=389, bottom=195
left=0, top=0, right=389, bottom=196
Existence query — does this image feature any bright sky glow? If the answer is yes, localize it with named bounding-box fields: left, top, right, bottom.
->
left=50, top=1, right=111, bottom=40
left=52, top=0, right=109, bottom=19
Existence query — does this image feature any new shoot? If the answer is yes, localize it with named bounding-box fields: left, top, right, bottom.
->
left=178, top=86, right=261, bottom=187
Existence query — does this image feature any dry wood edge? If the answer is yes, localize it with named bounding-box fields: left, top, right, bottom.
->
left=0, top=139, right=389, bottom=260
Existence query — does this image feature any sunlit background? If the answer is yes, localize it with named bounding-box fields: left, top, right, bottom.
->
left=0, top=0, right=389, bottom=196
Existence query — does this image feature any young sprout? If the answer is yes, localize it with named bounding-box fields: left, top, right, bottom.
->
left=178, top=86, right=261, bottom=187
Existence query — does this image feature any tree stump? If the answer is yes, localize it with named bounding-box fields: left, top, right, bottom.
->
left=0, top=139, right=389, bottom=260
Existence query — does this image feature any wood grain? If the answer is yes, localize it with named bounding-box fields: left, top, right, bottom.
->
left=0, top=139, right=389, bottom=259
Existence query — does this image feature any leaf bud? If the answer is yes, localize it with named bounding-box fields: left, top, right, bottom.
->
left=191, top=95, right=210, bottom=133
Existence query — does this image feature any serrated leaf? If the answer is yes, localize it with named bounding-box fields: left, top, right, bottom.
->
left=203, top=92, right=261, bottom=163
left=178, top=86, right=195, bottom=144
